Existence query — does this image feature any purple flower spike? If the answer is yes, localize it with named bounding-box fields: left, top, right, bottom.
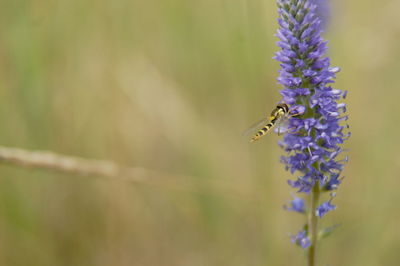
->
left=276, top=0, right=347, bottom=200
left=275, top=0, right=348, bottom=252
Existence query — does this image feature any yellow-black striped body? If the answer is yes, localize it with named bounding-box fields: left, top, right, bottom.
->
left=250, top=103, right=289, bottom=142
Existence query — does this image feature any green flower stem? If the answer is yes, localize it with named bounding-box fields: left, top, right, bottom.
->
left=308, top=182, right=320, bottom=266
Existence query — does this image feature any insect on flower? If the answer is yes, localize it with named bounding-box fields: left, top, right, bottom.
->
left=244, top=103, right=303, bottom=142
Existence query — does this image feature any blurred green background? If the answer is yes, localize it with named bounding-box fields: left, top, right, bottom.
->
left=0, top=0, right=399, bottom=265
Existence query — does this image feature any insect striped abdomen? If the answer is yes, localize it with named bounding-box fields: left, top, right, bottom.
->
left=251, top=123, right=275, bottom=142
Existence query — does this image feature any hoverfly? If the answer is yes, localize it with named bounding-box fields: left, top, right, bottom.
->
left=244, top=103, right=301, bottom=142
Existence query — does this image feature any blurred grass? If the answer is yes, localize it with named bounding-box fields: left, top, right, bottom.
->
left=0, top=0, right=399, bottom=265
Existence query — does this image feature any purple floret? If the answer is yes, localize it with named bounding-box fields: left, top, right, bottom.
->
left=285, top=197, right=306, bottom=213
left=291, top=230, right=311, bottom=249
left=316, top=201, right=336, bottom=218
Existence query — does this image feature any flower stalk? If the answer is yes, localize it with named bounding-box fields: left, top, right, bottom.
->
left=308, top=182, right=320, bottom=266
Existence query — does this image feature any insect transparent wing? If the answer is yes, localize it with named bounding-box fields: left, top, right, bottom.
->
left=242, top=117, right=271, bottom=137
left=274, top=117, right=290, bottom=135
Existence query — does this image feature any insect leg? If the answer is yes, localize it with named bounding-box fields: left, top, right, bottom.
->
left=288, top=106, right=305, bottom=117
left=287, top=127, right=301, bottom=135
